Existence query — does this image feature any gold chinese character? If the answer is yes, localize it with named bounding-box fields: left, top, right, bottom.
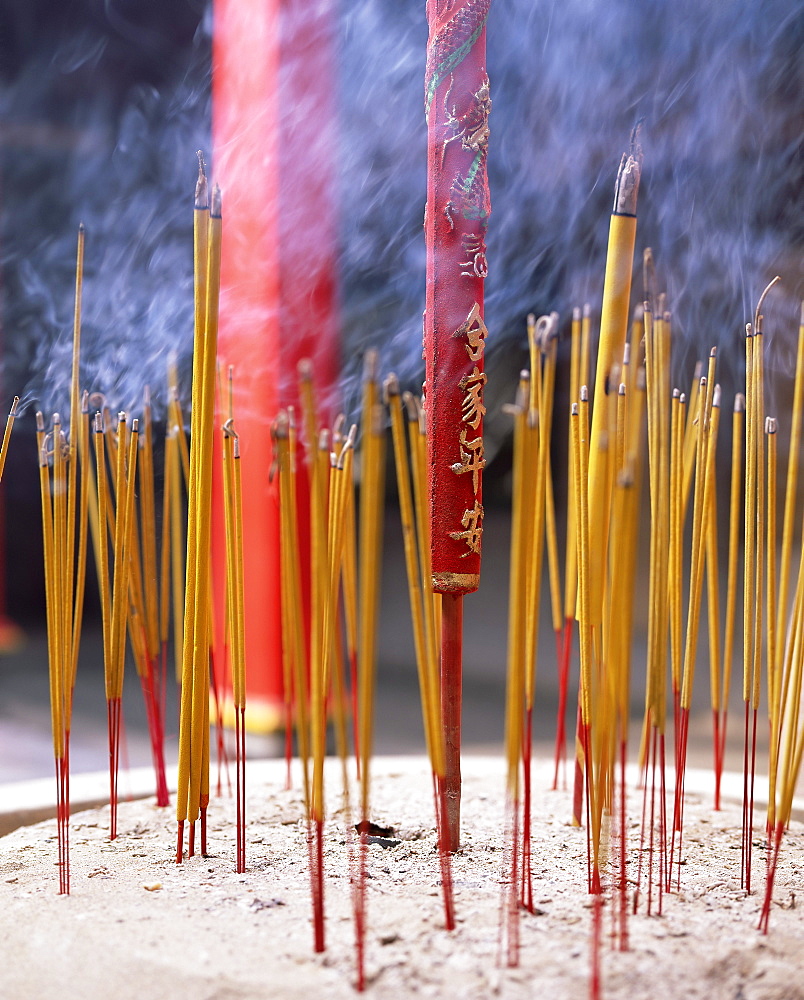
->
left=452, top=302, right=488, bottom=362
left=449, top=501, right=484, bottom=556
left=459, top=367, right=487, bottom=429
left=459, top=234, right=489, bottom=279
left=450, top=428, right=485, bottom=493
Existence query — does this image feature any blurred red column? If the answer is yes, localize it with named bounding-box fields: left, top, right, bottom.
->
left=211, top=0, right=340, bottom=733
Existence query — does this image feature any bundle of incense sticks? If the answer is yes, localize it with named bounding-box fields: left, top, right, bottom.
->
left=498, top=150, right=803, bottom=999
left=32, top=158, right=252, bottom=888
left=175, top=155, right=223, bottom=861
left=35, top=224, right=89, bottom=894
left=28, top=136, right=804, bottom=999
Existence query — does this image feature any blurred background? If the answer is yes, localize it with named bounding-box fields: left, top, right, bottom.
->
left=0, top=0, right=801, bottom=788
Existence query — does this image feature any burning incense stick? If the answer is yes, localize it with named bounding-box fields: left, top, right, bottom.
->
left=177, top=161, right=221, bottom=862
left=586, top=138, right=642, bottom=629
left=275, top=413, right=310, bottom=811
left=222, top=411, right=247, bottom=872
left=555, top=310, right=581, bottom=790
left=353, top=354, right=386, bottom=989
left=500, top=370, right=530, bottom=965
left=0, top=396, right=20, bottom=483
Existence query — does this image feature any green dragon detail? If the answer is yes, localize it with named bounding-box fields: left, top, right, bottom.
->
left=425, top=0, right=491, bottom=116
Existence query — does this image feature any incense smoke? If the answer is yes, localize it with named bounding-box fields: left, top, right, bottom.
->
left=0, top=0, right=801, bottom=431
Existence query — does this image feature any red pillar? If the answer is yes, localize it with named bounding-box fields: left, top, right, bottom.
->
left=211, top=0, right=340, bottom=733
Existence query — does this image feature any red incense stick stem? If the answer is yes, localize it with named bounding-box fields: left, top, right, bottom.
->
left=441, top=593, right=463, bottom=851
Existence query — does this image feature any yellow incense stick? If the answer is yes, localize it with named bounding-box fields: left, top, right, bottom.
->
left=176, top=158, right=210, bottom=831
left=766, top=417, right=781, bottom=825
left=743, top=328, right=756, bottom=707
left=139, top=387, right=160, bottom=663
left=69, top=393, right=91, bottom=695
left=680, top=379, right=716, bottom=714
left=776, top=304, right=804, bottom=676
left=541, top=329, right=563, bottom=640
left=0, top=395, right=19, bottom=483
left=38, top=415, right=62, bottom=761
left=94, top=414, right=112, bottom=701
left=503, top=373, right=530, bottom=800
left=52, top=416, right=68, bottom=737
left=357, top=354, right=386, bottom=820
left=65, top=225, right=85, bottom=682
left=275, top=414, right=311, bottom=810
left=752, top=325, right=765, bottom=713
left=386, top=375, right=444, bottom=777
left=564, top=309, right=581, bottom=623
left=587, top=145, right=642, bottom=626
left=721, top=394, right=744, bottom=718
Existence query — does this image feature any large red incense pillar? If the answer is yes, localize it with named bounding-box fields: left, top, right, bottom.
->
left=211, top=0, right=340, bottom=733
left=424, top=0, right=491, bottom=847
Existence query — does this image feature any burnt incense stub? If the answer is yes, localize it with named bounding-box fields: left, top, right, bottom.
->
left=424, top=0, right=491, bottom=596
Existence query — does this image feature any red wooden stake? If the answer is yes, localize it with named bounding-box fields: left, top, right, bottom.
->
left=424, top=0, right=492, bottom=854
left=440, top=592, right=463, bottom=851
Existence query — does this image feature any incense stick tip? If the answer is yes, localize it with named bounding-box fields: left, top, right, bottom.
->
left=383, top=373, right=400, bottom=401
left=618, top=382, right=626, bottom=396
left=672, top=387, right=680, bottom=399
left=613, top=139, right=642, bottom=215
left=582, top=302, right=591, bottom=318
left=94, top=412, right=103, bottom=433
left=572, top=306, right=581, bottom=322
left=766, top=416, right=777, bottom=434
left=52, top=412, right=61, bottom=426
left=274, top=411, right=289, bottom=439
left=298, top=359, right=313, bottom=382
left=712, top=384, right=721, bottom=408
left=734, top=392, right=745, bottom=412
left=679, top=392, right=687, bottom=405
left=210, top=184, right=222, bottom=218
left=579, top=385, right=589, bottom=403
left=362, top=349, right=379, bottom=386
left=194, top=155, right=209, bottom=209
left=402, top=391, right=420, bottom=423
left=10, top=396, right=19, bottom=417
left=709, top=346, right=717, bottom=358
left=36, top=411, right=44, bottom=432
left=131, top=418, right=139, bottom=433
left=571, top=402, right=579, bottom=416
left=513, top=378, right=529, bottom=412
